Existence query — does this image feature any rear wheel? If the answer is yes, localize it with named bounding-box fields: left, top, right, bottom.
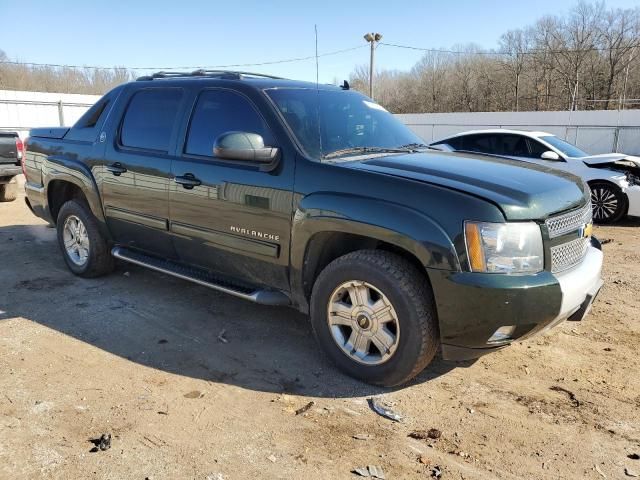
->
left=0, top=179, right=17, bottom=202
left=310, top=250, right=439, bottom=387
left=56, top=199, right=114, bottom=277
left=590, top=182, right=626, bottom=224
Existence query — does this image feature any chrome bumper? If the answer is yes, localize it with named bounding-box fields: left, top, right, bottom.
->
left=550, top=244, right=603, bottom=326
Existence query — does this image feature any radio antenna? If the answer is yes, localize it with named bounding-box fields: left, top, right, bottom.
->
left=315, top=24, right=323, bottom=159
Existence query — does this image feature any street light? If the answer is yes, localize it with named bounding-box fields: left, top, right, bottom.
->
left=363, top=32, right=382, bottom=99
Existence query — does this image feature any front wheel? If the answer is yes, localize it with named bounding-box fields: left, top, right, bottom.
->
left=310, top=250, right=439, bottom=387
left=56, top=199, right=115, bottom=278
left=590, top=182, right=626, bottom=224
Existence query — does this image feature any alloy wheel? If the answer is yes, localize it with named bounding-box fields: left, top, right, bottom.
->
left=62, top=215, right=90, bottom=266
left=591, top=186, right=619, bottom=221
left=327, top=280, right=400, bottom=365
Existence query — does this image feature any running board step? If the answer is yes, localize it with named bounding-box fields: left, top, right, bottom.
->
left=111, top=246, right=289, bottom=306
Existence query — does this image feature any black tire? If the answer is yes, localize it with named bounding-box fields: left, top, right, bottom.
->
left=590, top=181, right=626, bottom=224
left=0, top=179, right=17, bottom=202
left=56, top=199, right=115, bottom=278
left=310, top=250, right=439, bottom=387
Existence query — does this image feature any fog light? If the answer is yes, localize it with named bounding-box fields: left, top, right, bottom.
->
left=487, top=325, right=516, bottom=345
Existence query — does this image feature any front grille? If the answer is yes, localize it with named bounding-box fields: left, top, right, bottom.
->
left=550, top=237, right=590, bottom=273
left=545, top=202, right=592, bottom=239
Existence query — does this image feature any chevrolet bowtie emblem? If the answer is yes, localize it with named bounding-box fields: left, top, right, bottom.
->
left=580, top=222, right=593, bottom=239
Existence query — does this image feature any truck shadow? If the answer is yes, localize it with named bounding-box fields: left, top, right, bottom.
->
left=0, top=221, right=466, bottom=399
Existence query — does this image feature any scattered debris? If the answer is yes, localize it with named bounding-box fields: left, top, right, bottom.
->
left=603, top=347, right=613, bottom=352
left=550, top=386, right=580, bottom=407
left=205, top=474, right=225, bottom=480
left=295, top=401, right=315, bottom=416
left=467, top=407, right=475, bottom=414
left=267, top=454, right=277, bottom=463
left=217, top=329, right=229, bottom=344
left=409, top=428, right=441, bottom=440
left=184, top=390, right=204, bottom=399
left=594, top=464, right=606, bottom=478
left=418, top=455, right=431, bottom=465
left=626, top=467, right=639, bottom=478
left=89, top=433, right=111, bottom=453
left=369, top=398, right=403, bottom=422
left=431, top=465, right=442, bottom=478
left=158, top=339, right=168, bottom=344
left=629, top=454, right=640, bottom=460
left=157, top=410, right=168, bottom=415
left=600, top=238, right=614, bottom=245
left=352, top=433, right=374, bottom=441
left=352, top=465, right=385, bottom=479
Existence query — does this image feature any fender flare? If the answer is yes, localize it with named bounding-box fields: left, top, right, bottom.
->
left=289, top=192, right=460, bottom=309
left=44, top=156, right=107, bottom=226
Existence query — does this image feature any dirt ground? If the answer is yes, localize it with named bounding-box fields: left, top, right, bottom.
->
left=0, top=179, right=638, bottom=480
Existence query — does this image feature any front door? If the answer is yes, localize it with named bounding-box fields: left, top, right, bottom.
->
left=168, top=88, right=294, bottom=291
left=101, top=87, right=185, bottom=257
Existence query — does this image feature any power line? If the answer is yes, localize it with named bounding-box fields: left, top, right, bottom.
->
left=0, top=44, right=366, bottom=71
left=380, top=41, right=640, bottom=56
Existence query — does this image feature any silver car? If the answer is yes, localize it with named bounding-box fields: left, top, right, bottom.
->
left=431, top=129, right=640, bottom=223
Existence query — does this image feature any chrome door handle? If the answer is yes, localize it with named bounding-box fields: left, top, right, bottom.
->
left=174, top=173, right=201, bottom=189
left=106, top=163, right=127, bottom=176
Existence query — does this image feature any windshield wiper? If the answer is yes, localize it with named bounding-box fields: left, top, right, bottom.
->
left=398, top=142, right=434, bottom=151
left=322, top=146, right=410, bottom=160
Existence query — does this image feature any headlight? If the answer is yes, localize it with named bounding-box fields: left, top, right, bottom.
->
left=464, top=221, right=543, bottom=274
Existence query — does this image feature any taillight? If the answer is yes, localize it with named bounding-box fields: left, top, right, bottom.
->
left=20, top=137, right=27, bottom=176
left=15, top=137, right=24, bottom=160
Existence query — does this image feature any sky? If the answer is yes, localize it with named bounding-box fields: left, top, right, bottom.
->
left=1, top=0, right=639, bottom=84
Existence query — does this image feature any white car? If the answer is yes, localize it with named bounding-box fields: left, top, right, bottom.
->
left=431, top=129, right=640, bottom=223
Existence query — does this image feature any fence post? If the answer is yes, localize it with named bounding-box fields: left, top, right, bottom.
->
left=57, top=101, right=64, bottom=126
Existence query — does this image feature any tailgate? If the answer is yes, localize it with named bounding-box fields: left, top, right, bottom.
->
left=0, top=134, right=18, bottom=164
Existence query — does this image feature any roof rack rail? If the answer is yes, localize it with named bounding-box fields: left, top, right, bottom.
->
left=136, top=70, right=284, bottom=81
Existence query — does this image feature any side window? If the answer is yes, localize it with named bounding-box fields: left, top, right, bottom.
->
left=527, top=138, right=549, bottom=158
left=463, top=134, right=496, bottom=154
left=498, top=134, right=530, bottom=157
left=75, top=98, right=110, bottom=129
left=185, top=89, right=273, bottom=157
left=120, top=88, right=183, bottom=152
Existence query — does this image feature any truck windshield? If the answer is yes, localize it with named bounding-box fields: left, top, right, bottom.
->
left=540, top=135, right=588, bottom=158
left=265, top=88, right=424, bottom=161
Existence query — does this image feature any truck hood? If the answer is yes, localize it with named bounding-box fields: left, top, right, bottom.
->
left=343, top=151, right=587, bottom=220
left=578, top=153, right=640, bottom=168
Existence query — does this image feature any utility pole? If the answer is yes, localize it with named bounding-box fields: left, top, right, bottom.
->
left=363, top=33, right=382, bottom=99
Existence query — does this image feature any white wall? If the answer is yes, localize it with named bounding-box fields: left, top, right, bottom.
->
left=0, top=90, right=100, bottom=138
left=2, top=90, right=640, bottom=155
left=397, top=110, right=640, bottom=155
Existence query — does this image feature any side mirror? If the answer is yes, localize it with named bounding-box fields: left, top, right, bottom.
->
left=541, top=150, right=560, bottom=161
left=213, top=131, right=280, bottom=165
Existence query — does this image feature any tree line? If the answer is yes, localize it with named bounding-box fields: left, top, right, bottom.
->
left=350, top=2, right=640, bottom=113
left=0, top=50, right=133, bottom=95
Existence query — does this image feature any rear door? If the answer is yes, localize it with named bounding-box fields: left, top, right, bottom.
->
left=168, top=87, right=294, bottom=291
left=100, top=87, right=185, bottom=257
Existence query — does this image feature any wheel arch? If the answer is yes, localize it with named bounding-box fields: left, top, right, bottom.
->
left=44, top=162, right=106, bottom=226
left=289, top=194, right=460, bottom=313
left=587, top=179, right=628, bottom=222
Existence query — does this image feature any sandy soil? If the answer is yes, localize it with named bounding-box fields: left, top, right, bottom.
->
left=0, top=180, right=638, bottom=480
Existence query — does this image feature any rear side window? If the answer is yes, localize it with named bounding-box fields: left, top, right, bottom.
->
left=120, top=88, right=183, bottom=152
left=462, top=134, right=497, bottom=153
left=75, top=98, right=110, bottom=129
left=185, top=89, right=273, bottom=157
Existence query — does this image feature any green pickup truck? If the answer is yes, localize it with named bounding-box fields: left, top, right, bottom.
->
left=22, top=71, right=603, bottom=386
